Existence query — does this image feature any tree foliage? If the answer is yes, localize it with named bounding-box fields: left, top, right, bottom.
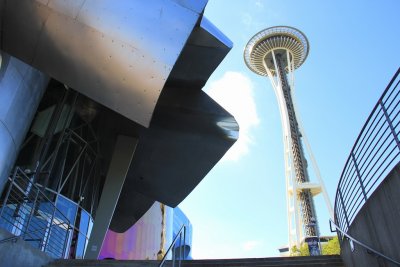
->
left=290, top=236, right=340, bottom=256
left=290, top=243, right=310, bottom=256
left=321, top=236, right=340, bottom=255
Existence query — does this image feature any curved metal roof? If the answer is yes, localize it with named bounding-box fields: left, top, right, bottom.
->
left=1, top=0, right=208, bottom=128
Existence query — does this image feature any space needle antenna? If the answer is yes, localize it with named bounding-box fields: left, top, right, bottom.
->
left=244, top=26, right=333, bottom=252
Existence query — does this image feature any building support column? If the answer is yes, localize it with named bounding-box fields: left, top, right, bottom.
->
left=84, top=135, right=137, bottom=259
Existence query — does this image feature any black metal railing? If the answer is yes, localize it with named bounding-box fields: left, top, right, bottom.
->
left=334, top=68, right=400, bottom=235
left=0, top=167, right=71, bottom=258
left=329, top=219, right=400, bottom=265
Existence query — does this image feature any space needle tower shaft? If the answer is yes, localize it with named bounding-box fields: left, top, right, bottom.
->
left=245, top=26, right=333, bottom=249
left=274, top=53, right=317, bottom=237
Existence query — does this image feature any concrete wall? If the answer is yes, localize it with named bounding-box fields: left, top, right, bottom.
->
left=0, top=228, right=53, bottom=267
left=341, top=163, right=400, bottom=267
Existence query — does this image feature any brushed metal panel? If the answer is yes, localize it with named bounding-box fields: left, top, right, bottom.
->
left=200, top=16, right=233, bottom=48
left=174, top=0, right=208, bottom=13
left=1, top=1, right=51, bottom=64
left=0, top=53, right=49, bottom=194
left=0, top=55, right=49, bottom=149
left=48, top=0, right=86, bottom=18
left=33, top=13, right=161, bottom=123
left=36, top=0, right=50, bottom=4
left=0, top=124, right=16, bottom=195
left=2, top=0, right=206, bottom=127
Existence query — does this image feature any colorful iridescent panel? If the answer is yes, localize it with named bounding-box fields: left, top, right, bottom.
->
left=99, top=202, right=173, bottom=260
left=99, top=203, right=192, bottom=260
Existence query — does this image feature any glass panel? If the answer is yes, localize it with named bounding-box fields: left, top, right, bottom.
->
left=56, top=196, right=77, bottom=224
left=75, top=232, right=87, bottom=259
left=75, top=209, right=90, bottom=259
left=86, top=214, right=94, bottom=253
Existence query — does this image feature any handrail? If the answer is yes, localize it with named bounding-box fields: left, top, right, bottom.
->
left=0, top=166, right=95, bottom=258
left=329, top=219, right=400, bottom=266
left=159, top=224, right=186, bottom=267
left=0, top=220, right=70, bottom=244
left=334, top=68, right=400, bottom=233
left=0, top=167, right=73, bottom=258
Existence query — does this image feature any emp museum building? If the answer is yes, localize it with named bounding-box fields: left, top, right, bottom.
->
left=0, top=0, right=237, bottom=261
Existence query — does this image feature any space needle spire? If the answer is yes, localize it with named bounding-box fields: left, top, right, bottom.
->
left=244, top=26, right=333, bottom=251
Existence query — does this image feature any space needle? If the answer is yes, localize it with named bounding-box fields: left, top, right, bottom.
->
left=244, top=26, right=333, bottom=251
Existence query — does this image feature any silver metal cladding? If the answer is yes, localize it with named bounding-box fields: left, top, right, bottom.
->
left=0, top=53, right=49, bottom=194
left=1, top=0, right=208, bottom=127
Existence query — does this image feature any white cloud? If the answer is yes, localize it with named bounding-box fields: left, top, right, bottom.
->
left=241, top=13, right=253, bottom=27
left=240, top=12, right=264, bottom=30
left=205, top=71, right=260, bottom=161
left=242, top=240, right=261, bottom=251
left=255, top=0, right=264, bottom=9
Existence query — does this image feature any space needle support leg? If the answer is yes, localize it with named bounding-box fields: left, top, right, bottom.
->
left=84, top=135, right=138, bottom=259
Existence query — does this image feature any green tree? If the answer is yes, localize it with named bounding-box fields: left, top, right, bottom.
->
left=322, top=236, right=340, bottom=255
left=290, top=243, right=310, bottom=256
left=290, top=236, right=340, bottom=256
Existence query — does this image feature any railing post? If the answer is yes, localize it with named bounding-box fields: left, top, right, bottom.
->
left=183, top=226, right=186, bottom=261
left=61, top=226, right=71, bottom=258
left=172, top=245, right=176, bottom=267
left=43, top=193, right=59, bottom=252
left=351, top=152, right=368, bottom=201
left=338, top=189, right=350, bottom=231
left=24, top=187, right=40, bottom=240
left=380, top=101, right=400, bottom=151
left=178, top=232, right=182, bottom=267
left=159, top=224, right=186, bottom=267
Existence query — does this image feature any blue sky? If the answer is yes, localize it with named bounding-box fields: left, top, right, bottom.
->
left=179, top=0, right=400, bottom=259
